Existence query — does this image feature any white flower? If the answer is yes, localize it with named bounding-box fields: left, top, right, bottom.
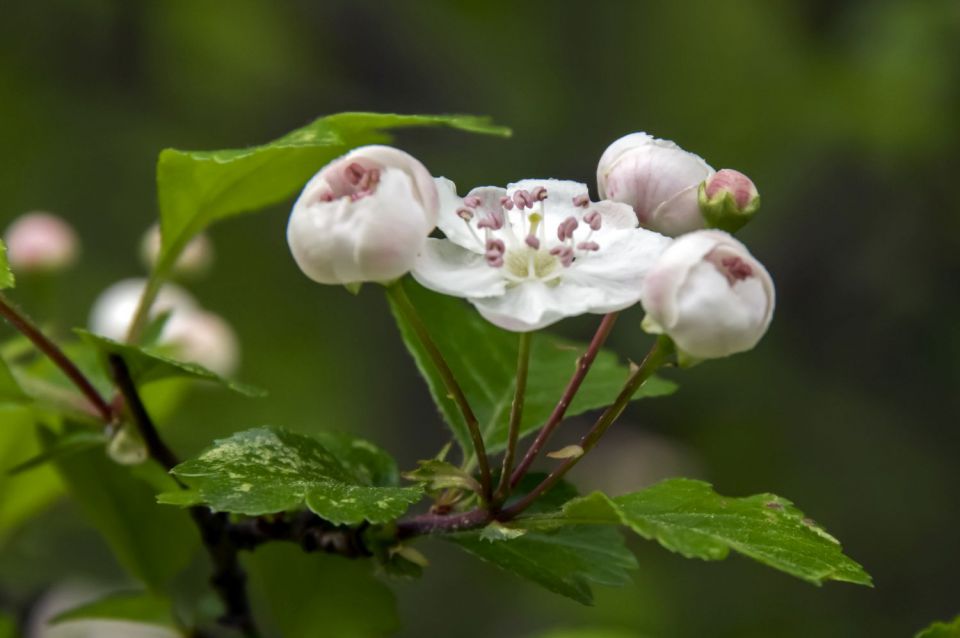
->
left=287, top=145, right=439, bottom=285
left=641, top=230, right=774, bottom=359
left=3, top=211, right=79, bottom=272
left=597, top=132, right=715, bottom=237
left=412, top=178, right=672, bottom=331
left=88, top=278, right=239, bottom=374
left=141, top=223, right=213, bottom=277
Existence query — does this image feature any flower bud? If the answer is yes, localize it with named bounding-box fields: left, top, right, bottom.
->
left=698, top=169, right=760, bottom=233
left=162, top=309, right=239, bottom=376
left=140, top=224, right=213, bottom=277
left=641, top=230, right=774, bottom=360
left=287, top=145, right=439, bottom=286
left=3, top=211, right=79, bottom=273
left=89, top=278, right=197, bottom=342
left=597, top=133, right=714, bottom=237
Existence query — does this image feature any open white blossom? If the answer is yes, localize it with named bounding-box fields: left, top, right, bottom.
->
left=597, top=132, right=715, bottom=237
left=287, top=145, right=438, bottom=286
left=641, top=230, right=774, bottom=359
left=412, top=178, right=672, bottom=331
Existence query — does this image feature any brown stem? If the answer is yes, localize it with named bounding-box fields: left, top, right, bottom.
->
left=508, top=312, right=619, bottom=489
left=0, top=293, right=114, bottom=422
left=500, top=336, right=672, bottom=521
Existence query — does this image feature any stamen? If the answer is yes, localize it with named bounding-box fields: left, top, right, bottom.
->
left=721, top=256, right=753, bottom=281
left=583, top=210, right=602, bottom=231
left=457, top=207, right=474, bottom=221
left=357, top=168, right=380, bottom=192
left=557, top=216, right=579, bottom=241
left=525, top=235, right=541, bottom=249
left=530, top=186, right=548, bottom=202
left=499, top=196, right=515, bottom=211
left=477, top=209, right=504, bottom=230
left=513, top=190, right=534, bottom=209
left=485, top=238, right=506, bottom=268
left=463, top=196, right=482, bottom=208
left=572, top=194, right=590, bottom=208
left=577, top=241, right=599, bottom=252
left=318, top=191, right=335, bottom=203
left=549, top=246, right=574, bottom=267
left=345, top=162, right=366, bottom=185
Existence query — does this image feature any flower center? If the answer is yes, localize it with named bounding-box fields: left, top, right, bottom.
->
left=458, top=186, right=604, bottom=285
left=706, top=247, right=754, bottom=285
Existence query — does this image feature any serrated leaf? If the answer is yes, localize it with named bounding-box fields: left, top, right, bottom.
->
left=161, top=426, right=422, bottom=525
left=0, top=240, right=14, bottom=289
left=448, top=525, right=636, bottom=605
left=51, top=591, right=177, bottom=629
left=389, top=280, right=677, bottom=456
left=75, top=329, right=265, bottom=397
left=916, top=616, right=960, bottom=638
left=524, top=478, right=872, bottom=587
left=156, top=112, right=510, bottom=276
left=43, top=427, right=199, bottom=590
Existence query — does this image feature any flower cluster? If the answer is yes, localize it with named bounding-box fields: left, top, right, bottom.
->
left=286, top=134, right=774, bottom=359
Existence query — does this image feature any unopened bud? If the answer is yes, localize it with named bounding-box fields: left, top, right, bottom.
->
left=163, top=310, right=240, bottom=376
left=3, top=212, right=79, bottom=273
left=140, top=224, right=213, bottom=277
left=698, top=169, right=760, bottom=233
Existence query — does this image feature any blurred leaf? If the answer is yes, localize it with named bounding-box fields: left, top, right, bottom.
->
left=0, top=612, right=13, bottom=638
left=159, top=426, right=422, bottom=524
left=0, top=239, right=13, bottom=289
left=249, top=544, right=400, bottom=638
left=43, top=428, right=199, bottom=590
left=6, top=429, right=106, bottom=475
left=389, top=280, right=677, bottom=455
left=531, top=630, right=646, bottom=638
left=916, top=616, right=960, bottom=638
left=75, top=329, right=265, bottom=397
left=0, top=354, right=27, bottom=402
left=51, top=590, right=177, bottom=629
left=448, top=525, right=636, bottom=605
left=403, top=459, right=481, bottom=494
left=156, top=112, right=510, bottom=274
left=0, top=406, right=62, bottom=543
left=523, top=478, right=872, bottom=587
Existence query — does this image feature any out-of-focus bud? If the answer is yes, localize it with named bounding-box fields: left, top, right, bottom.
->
left=140, top=224, right=213, bottom=277
left=641, top=230, right=774, bottom=360
left=3, top=211, right=79, bottom=273
left=698, top=169, right=760, bottom=233
left=88, top=278, right=197, bottom=342
left=597, top=133, right=714, bottom=237
left=162, top=309, right=239, bottom=376
left=287, top=145, right=439, bottom=286
left=107, top=423, right=149, bottom=465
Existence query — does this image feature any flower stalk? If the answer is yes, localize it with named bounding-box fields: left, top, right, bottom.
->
left=494, top=330, right=532, bottom=505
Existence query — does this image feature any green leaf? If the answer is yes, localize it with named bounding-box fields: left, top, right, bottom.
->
left=43, top=427, right=199, bottom=590
left=390, top=280, right=677, bottom=455
left=250, top=544, right=400, bottom=638
left=0, top=354, right=27, bottom=403
left=51, top=591, right=177, bottom=629
left=0, top=239, right=14, bottom=289
left=403, top=459, right=481, bottom=494
left=0, top=612, right=13, bottom=638
left=156, top=112, right=510, bottom=275
left=447, top=524, right=636, bottom=605
left=75, top=329, right=265, bottom=397
left=916, top=616, right=960, bottom=638
left=6, top=429, right=106, bottom=475
left=525, top=478, right=872, bottom=587
left=160, top=426, right=422, bottom=525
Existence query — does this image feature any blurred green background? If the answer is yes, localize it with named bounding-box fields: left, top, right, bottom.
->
left=1, top=0, right=959, bottom=636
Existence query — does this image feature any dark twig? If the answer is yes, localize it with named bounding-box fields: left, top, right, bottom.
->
left=0, top=293, right=114, bottom=422
left=108, top=354, right=260, bottom=638
left=228, top=511, right=371, bottom=558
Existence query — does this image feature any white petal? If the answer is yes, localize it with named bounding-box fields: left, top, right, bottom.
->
left=433, top=177, right=501, bottom=253
left=471, top=281, right=605, bottom=332
left=412, top=239, right=507, bottom=298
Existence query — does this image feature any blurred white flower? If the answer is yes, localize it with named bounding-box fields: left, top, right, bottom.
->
left=140, top=223, right=213, bottom=277
left=597, top=132, right=714, bottom=237
left=88, top=278, right=238, bottom=374
left=641, top=230, right=774, bottom=359
left=413, top=178, right=671, bottom=331
left=287, top=145, right=438, bottom=285
left=3, top=211, right=79, bottom=272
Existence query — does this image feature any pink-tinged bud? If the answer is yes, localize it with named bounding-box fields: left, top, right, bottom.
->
left=140, top=224, right=213, bottom=278
left=3, top=212, right=79, bottom=273
left=640, top=230, right=774, bottom=361
left=698, top=169, right=760, bottom=233
left=596, top=132, right=714, bottom=237
left=162, top=310, right=240, bottom=376
left=89, top=278, right=198, bottom=342
left=287, top=145, right=439, bottom=286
